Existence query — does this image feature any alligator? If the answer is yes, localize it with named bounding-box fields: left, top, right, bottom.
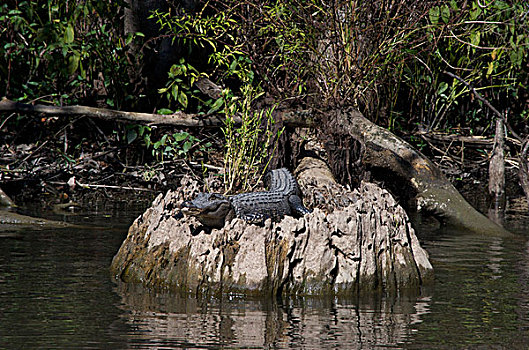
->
left=180, top=168, right=311, bottom=228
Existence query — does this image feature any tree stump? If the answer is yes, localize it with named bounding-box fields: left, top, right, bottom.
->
left=111, top=161, right=433, bottom=296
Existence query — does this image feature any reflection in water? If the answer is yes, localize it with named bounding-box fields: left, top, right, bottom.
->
left=414, top=231, right=529, bottom=348
left=115, top=282, right=432, bottom=348
left=516, top=240, right=529, bottom=335
left=486, top=237, right=504, bottom=279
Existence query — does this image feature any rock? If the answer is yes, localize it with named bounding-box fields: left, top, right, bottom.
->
left=111, top=166, right=433, bottom=296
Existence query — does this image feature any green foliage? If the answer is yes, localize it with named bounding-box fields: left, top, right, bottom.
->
left=240, top=1, right=313, bottom=97
left=0, top=0, right=136, bottom=108
left=127, top=125, right=211, bottom=163
left=415, top=0, right=529, bottom=131
left=158, top=58, right=201, bottom=110
left=150, top=6, right=254, bottom=113
left=152, top=3, right=285, bottom=191
left=318, top=0, right=529, bottom=133
left=4, top=0, right=525, bottom=179
left=171, top=0, right=527, bottom=137
left=222, top=85, right=283, bottom=194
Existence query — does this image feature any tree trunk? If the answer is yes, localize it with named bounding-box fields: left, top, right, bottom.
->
left=124, top=0, right=197, bottom=107
left=488, top=118, right=506, bottom=223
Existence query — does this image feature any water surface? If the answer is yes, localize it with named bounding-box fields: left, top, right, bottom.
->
left=0, top=203, right=528, bottom=348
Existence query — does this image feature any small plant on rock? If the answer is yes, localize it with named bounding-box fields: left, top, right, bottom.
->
left=222, top=85, right=283, bottom=194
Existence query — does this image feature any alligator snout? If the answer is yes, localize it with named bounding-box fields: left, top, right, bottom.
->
left=180, top=200, right=201, bottom=215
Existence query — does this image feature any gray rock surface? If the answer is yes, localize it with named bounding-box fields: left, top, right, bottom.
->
left=111, top=162, right=433, bottom=296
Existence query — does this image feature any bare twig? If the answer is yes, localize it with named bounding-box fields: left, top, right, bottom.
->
left=446, top=29, right=500, bottom=50
left=0, top=113, right=15, bottom=131
left=443, top=71, right=522, bottom=141
left=17, top=140, right=49, bottom=165
left=419, top=131, right=494, bottom=147
left=14, top=116, right=83, bottom=166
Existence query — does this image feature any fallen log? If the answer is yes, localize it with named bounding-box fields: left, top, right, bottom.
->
left=0, top=97, right=313, bottom=128
left=0, top=209, right=73, bottom=228
left=0, top=97, right=236, bottom=127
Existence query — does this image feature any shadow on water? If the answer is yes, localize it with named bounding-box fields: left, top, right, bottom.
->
left=0, top=199, right=528, bottom=349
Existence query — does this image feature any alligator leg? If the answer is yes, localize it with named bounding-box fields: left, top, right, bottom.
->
left=239, top=212, right=269, bottom=225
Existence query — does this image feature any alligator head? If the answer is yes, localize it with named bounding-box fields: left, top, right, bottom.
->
left=180, top=192, right=234, bottom=228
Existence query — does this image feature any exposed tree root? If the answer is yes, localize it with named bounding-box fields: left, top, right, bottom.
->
left=321, top=108, right=511, bottom=236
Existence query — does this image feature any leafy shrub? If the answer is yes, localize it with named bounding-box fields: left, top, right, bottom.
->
left=149, top=5, right=254, bottom=114
left=159, top=0, right=528, bottom=137
left=0, top=0, right=136, bottom=108
left=125, top=125, right=211, bottom=163
left=151, top=3, right=284, bottom=191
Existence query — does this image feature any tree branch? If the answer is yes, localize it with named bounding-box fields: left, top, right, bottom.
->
left=0, top=97, right=238, bottom=127
left=0, top=97, right=315, bottom=129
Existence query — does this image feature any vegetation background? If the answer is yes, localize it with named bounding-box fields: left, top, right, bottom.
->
left=1, top=0, right=528, bottom=201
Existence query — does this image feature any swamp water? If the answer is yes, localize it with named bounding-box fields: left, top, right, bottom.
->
left=1, top=202, right=528, bottom=349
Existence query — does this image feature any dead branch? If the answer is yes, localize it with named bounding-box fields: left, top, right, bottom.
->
left=418, top=131, right=521, bottom=149
left=194, top=77, right=223, bottom=99
left=0, top=97, right=314, bottom=129
left=419, top=132, right=493, bottom=147
left=0, top=97, right=238, bottom=127
left=47, top=180, right=154, bottom=192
